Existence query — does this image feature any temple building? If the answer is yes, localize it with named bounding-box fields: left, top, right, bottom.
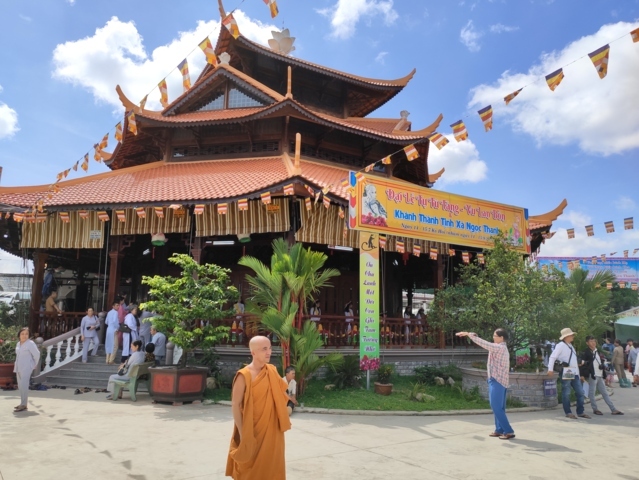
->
left=0, top=23, right=565, bottom=343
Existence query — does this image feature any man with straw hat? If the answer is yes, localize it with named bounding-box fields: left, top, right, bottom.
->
left=548, top=328, right=589, bottom=419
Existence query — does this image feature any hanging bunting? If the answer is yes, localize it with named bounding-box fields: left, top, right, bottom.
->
left=632, top=27, right=639, bottom=43
left=588, top=44, right=610, bottom=79
left=223, top=13, right=240, bottom=39
left=340, top=178, right=350, bottom=188
left=585, top=225, right=594, bottom=237
left=193, top=204, right=205, bottom=215
left=591, top=256, right=597, bottom=264
left=413, top=244, right=421, bottom=257
left=462, top=251, right=470, bottom=264
left=338, top=207, right=345, bottom=219
left=139, top=95, right=148, bottom=110
left=198, top=37, right=218, bottom=66
left=13, top=213, right=24, bottom=222
left=450, top=120, right=468, bottom=142
left=261, top=191, right=272, bottom=205
left=78, top=210, right=89, bottom=220
left=632, top=283, right=638, bottom=291
left=396, top=240, right=405, bottom=253
left=403, top=144, right=419, bottom=160
left=283, top=183, right=295, bottom=196
left=135, top=207, right=146, bottom=219
left=619, top=281, right=626, bottom=289
left=127, top=111, right=138, bottom=136
left=634, top=248, right=639, bottom=255
left=115, top=122, right=123, bottom=142
left=429, top=247, right=438, bottom=260
left=477, top=105, right=493, bottom=132
left=610, top=252, right=617, bottom=256
left=364, top=163, right=376, bottom=172
left=624, top=217, right=634, bottom=229
left=59, top=212, right=70, bottom=223
left=97, top=211, right=110, bottom=222
left=545, top=68, right=564, bottom=91
left=343, top=225, right=348, bottom=239
left=304, top=184, right=315, bottom=196
left=115, top=210, right=126, bottom=222
left=178, top=59, right=191, bottom=92
left=542, top=232, right=556, bottom=240
left=604, top=221, right=614, bottom=233
left=238, top=198, right=249, bottom=211
left=448, top=248, right=455, bottom=256
left=154, top=207, right=164, bottom=219
left=601, top=254, right=606, bottom=262
left=217, top=203, right=228, bottom=215
left=624, top=250, right=629, bottom=258
left=158, top=79, right=169, bottom=108
left=94, top=145, right=102, bottom=162
left=567, top=228, right=575, bottom=239
left=606, top=282, right=612, bottom=290
left=304, top=197, right=312, bottom=211
left=427, top=132, right=449, bottom=150
left=504, top=88, right=522, bottom=105
left=72, top=161, right=79, bottom=172
left=379, top=235, right=386, bottom=250
left=56, top=171, right=65, bottom=182
left=323, top=195, right=331, bottom=209
left=267, top=0, right=279, bottom=18
left=355, top=172, right=365, bottom=183
left=381, top=155, right=392, bottom=165
left=477, top=253, right=485, bottom=265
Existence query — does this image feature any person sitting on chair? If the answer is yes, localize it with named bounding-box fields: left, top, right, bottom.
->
left=106, top=340, right=144, bottom=400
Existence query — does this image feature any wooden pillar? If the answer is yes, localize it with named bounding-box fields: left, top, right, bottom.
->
left=191, top=237, right=203, bottom=265
left=107, top=236, right=124, bottom=305
left=29, top=251, right=48, bottom=333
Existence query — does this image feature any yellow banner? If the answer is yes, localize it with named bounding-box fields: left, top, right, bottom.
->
left=348, top=173, right=530, bottom=253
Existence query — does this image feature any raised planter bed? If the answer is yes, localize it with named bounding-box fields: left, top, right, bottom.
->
left=460, top=367, right=557, bottom=408
left=148, top=366, right=208, bottom=405
left=0, top=363, right=15, bottom=386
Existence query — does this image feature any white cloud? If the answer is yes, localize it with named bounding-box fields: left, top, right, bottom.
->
left=19, top=14, right=32, bottom=22
left=562, top=210, right=592, bottom=228
left=0, top=86, right=19, bottom=139
left=489, top=23, right=519, bottom=33
left=51, top=12, right=276, bottom=111
left=460, top=20, right=483, bottom=52
left=67, top=0, right=76, bottom=5
left=614, top=195, right=637, bottom=211
left=428, top=136, right=488, bottom=186
left=468, top=21, right=639, bottom=156
left=375, top=51, right=388, bottom=65
left=317, top=0, right=398, bottom=40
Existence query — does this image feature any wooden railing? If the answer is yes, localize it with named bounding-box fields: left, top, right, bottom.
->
left=30, top=311, right=86, bottom=340
left=214, top=314, right=445, bottom=349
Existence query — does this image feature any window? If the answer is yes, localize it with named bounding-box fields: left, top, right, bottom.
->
left=228, top=87, right=264, bottom=108
left=198, top=91, right=225, bottom=111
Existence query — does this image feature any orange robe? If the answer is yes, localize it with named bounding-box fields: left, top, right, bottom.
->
left=226, top=364, right=292, bottom=479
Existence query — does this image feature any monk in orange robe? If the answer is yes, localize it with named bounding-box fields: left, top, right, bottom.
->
left=226, top=336, right=291, bottom=479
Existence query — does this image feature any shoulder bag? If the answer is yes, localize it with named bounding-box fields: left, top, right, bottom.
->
left=553, top=342, right=573, bottom=374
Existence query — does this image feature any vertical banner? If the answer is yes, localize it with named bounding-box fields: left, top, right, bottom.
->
left=360, top=231, right=380, bottom=362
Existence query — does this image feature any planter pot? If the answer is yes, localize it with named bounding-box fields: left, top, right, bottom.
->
left=374, top=382, right=393, bottom=396
left=148, top=366, right=208, bottom=405
left=0, top=363, right=15, bottom=386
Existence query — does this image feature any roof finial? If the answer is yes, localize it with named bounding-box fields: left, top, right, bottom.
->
left=286, top=66, right=293, bottom=99
left=217, top=0, right=226, bottom=19
left=294, top=133, right=301, bottom=169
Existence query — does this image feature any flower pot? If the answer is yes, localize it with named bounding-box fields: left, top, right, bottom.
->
left=148, top=366, right=208, bottom=404
left=374, top=382, right=393, bottom=396
left=0, top=363, right=15, bottom=386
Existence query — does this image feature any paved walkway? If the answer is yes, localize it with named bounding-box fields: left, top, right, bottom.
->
left=1, top=386, right=638, bottom=480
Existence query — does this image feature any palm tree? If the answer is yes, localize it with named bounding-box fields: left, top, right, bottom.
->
left=568, top=268, right=616, bottom=346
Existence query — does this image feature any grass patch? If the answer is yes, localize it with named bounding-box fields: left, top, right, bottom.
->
left=205, top=387, right=232, bottom=402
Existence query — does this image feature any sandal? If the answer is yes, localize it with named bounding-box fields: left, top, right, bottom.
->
left=565, top=414, right=577, bottom=419
left=593, top=410, right=603, bottom=415
left=499, top=434, right=516, bottom=440
left=578, top=414, right=591, bottom=419
left=13, top=405, right=27, bottom=412
left=488, top=432, right=502, bottom=437
left=611, top=410, right=624, bottom=415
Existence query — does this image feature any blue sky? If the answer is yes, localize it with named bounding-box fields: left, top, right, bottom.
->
left=0, top=0, right=638, bottom=258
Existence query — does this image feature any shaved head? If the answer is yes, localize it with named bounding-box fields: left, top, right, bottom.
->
left=249, top=335, right=272, bottom=366
left=249, top=335, right=271, bottom=352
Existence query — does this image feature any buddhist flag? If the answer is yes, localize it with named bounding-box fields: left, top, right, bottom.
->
left=341, top=178, right=350, bottom=188
left=606, top=282, right=612, bottom=290
left=403, top=144, right=419, bottom=160
left=56, top=171, right=65, bottom=182
left=545, top=68, right=564, bottom=91
left=158, top=79, right=169, bottom=108
left=355, top=172, right=365, bottom=183
left=283, top=183, right=295, bottom=196
left=217, top=203, right=228, bottom=215
left=338, top=207, right=345, bottom=219
left=178, top=59, right=191, bottom=92
left=567, top=228, right=575, bottom=239
left=198, top=37, right=218, bottom=66
left=585, top=225, right=594, bottom=237
left=261, top=191, right=272, bottom=205
left=78, top=210, right=89, bottom=220
left=154, top=207, right=164, bottom=219
left=268, top=0, right=279, bottom=18
left=59, top=212, right=70, bottom=223
left=450, top=120, right=468, bottom=142
left=304, top=197, right=312, bottom=211
left=632, top=283, right=638, bottom=291
left=429, top=247, right=438, bottom=260
left=396, top=240, right=405, bottom=253
left=135, top=207, right=146, bottom=218
left=193, top=204, right=205, bottom=215
left=477, top=105, right=493, bottom=132
left=413, top=244, right=421, bottom=257
left=343, top=225, right=348, bottom=239
left=13, top=213, right=24, bottom=222
left=504, top=88, right=522, bottom=105
left=591, top=256, right=597, bottom=265
left=323, top=195, right=331, bottom=209
left=115, top=210, right=126, bottom=222
left=634, top=248, right=639, bottom=255
left=601, top=254, right=606, bottom=262
left=127, top=111, right=138, bottom=136
left=364, top=163, right=376, bottom=172
left=379, top=235, right=387, bottom=249
left=304, top=184, right=315, bottom=196
left=462, top=251, right=470, bottom=264
left=427, top=132, right=449, bottom=150
left=381, top=155, right=392, bottom=165
left=238, top=198, right=249, bottom=211
left=72, top=161, right=79, bottom=172
left=477, top=253, right=485, bottom=265
left=632, top=27, right=639, bottom=43
left=448, top=248, right=455, bottom=256
left=605, top=221, right=614, bottom=233
left=619, top=282, right=626, bottom=289
left=97, top=211, right=109, bottom=222
left=610, top=252, right=617, bottom=256
left=223, top=13, right=240, bottom=39
left=94, top=145, right=102, bottom=162
left=624, top=250, right=629, bottom=258
left=115, top=122, right=123, bottom=142
left=624, top=217, right=633, bottom=229
left=139, top=95, right=148, bottom=110
left=588, top=44, right=610, bottom=79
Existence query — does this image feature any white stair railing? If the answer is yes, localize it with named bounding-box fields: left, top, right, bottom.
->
left=33, top=327, right=82, bottom=379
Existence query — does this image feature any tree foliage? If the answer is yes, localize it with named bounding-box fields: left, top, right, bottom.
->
left=141, top=254, right=238, bottom=367
left=608, top=285, right=639, bottom=314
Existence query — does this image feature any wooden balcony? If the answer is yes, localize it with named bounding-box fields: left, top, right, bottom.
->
left=30, top=311, right=86, bottom=340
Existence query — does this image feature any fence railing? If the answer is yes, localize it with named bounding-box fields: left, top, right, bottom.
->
left=31, top=311, right=86, bottom=340
left=33, top=327, right=82, bottom=378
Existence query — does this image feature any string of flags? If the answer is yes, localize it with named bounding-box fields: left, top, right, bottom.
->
left=563, top=217, right=633, bottom=239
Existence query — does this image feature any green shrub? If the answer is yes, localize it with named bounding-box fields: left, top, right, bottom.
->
left=327, top=355, right=361, bottom=390
left=0, top=326, right=19, bottom=363
left=414, top=364, right=462, bottom=385
left=376, top=363, right=394, bottom=384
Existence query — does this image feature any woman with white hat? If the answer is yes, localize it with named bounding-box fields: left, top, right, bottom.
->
left=547, top=328, right=588, bottom=419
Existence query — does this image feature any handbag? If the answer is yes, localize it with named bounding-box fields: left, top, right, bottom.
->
left=119, top=323, right=132, bottom=334
left=117, top=366, right=128, bottom=376
left=553, top=342, right=573, bottom=374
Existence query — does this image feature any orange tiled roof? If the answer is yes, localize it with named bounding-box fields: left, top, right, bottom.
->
left=298, top=160, right=352, bottom=200
left=136, top=106, right=268, bottom=125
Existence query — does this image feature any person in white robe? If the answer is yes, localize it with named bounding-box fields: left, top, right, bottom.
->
left=13, top=328, right=40, bottom=412
left=80, top=307, right=100, bottom=363
left=106, top=340, right=145, bottom=400
left=121, top=307, right=139, bottom=361
left=104, top=301, right=120, bottom=364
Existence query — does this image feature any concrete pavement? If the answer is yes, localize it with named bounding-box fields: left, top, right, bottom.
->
left=1, top=386, right=637, bottom=480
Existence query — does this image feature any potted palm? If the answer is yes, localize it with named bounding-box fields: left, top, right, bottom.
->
left=0, top=326, right=19, bottom=386
left=141, top=254, right=238, bottom=404
left=374, top=363, right=394, bottom=395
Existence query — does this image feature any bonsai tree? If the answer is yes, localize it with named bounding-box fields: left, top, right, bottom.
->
left=141, top=254, right=238, bottom=367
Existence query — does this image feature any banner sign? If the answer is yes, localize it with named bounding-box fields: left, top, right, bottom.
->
left=348, top=172, right=530, bottom=253
left=537, top=257, right=639, bottom=283
left=360, top=231, right=380, bottom=361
